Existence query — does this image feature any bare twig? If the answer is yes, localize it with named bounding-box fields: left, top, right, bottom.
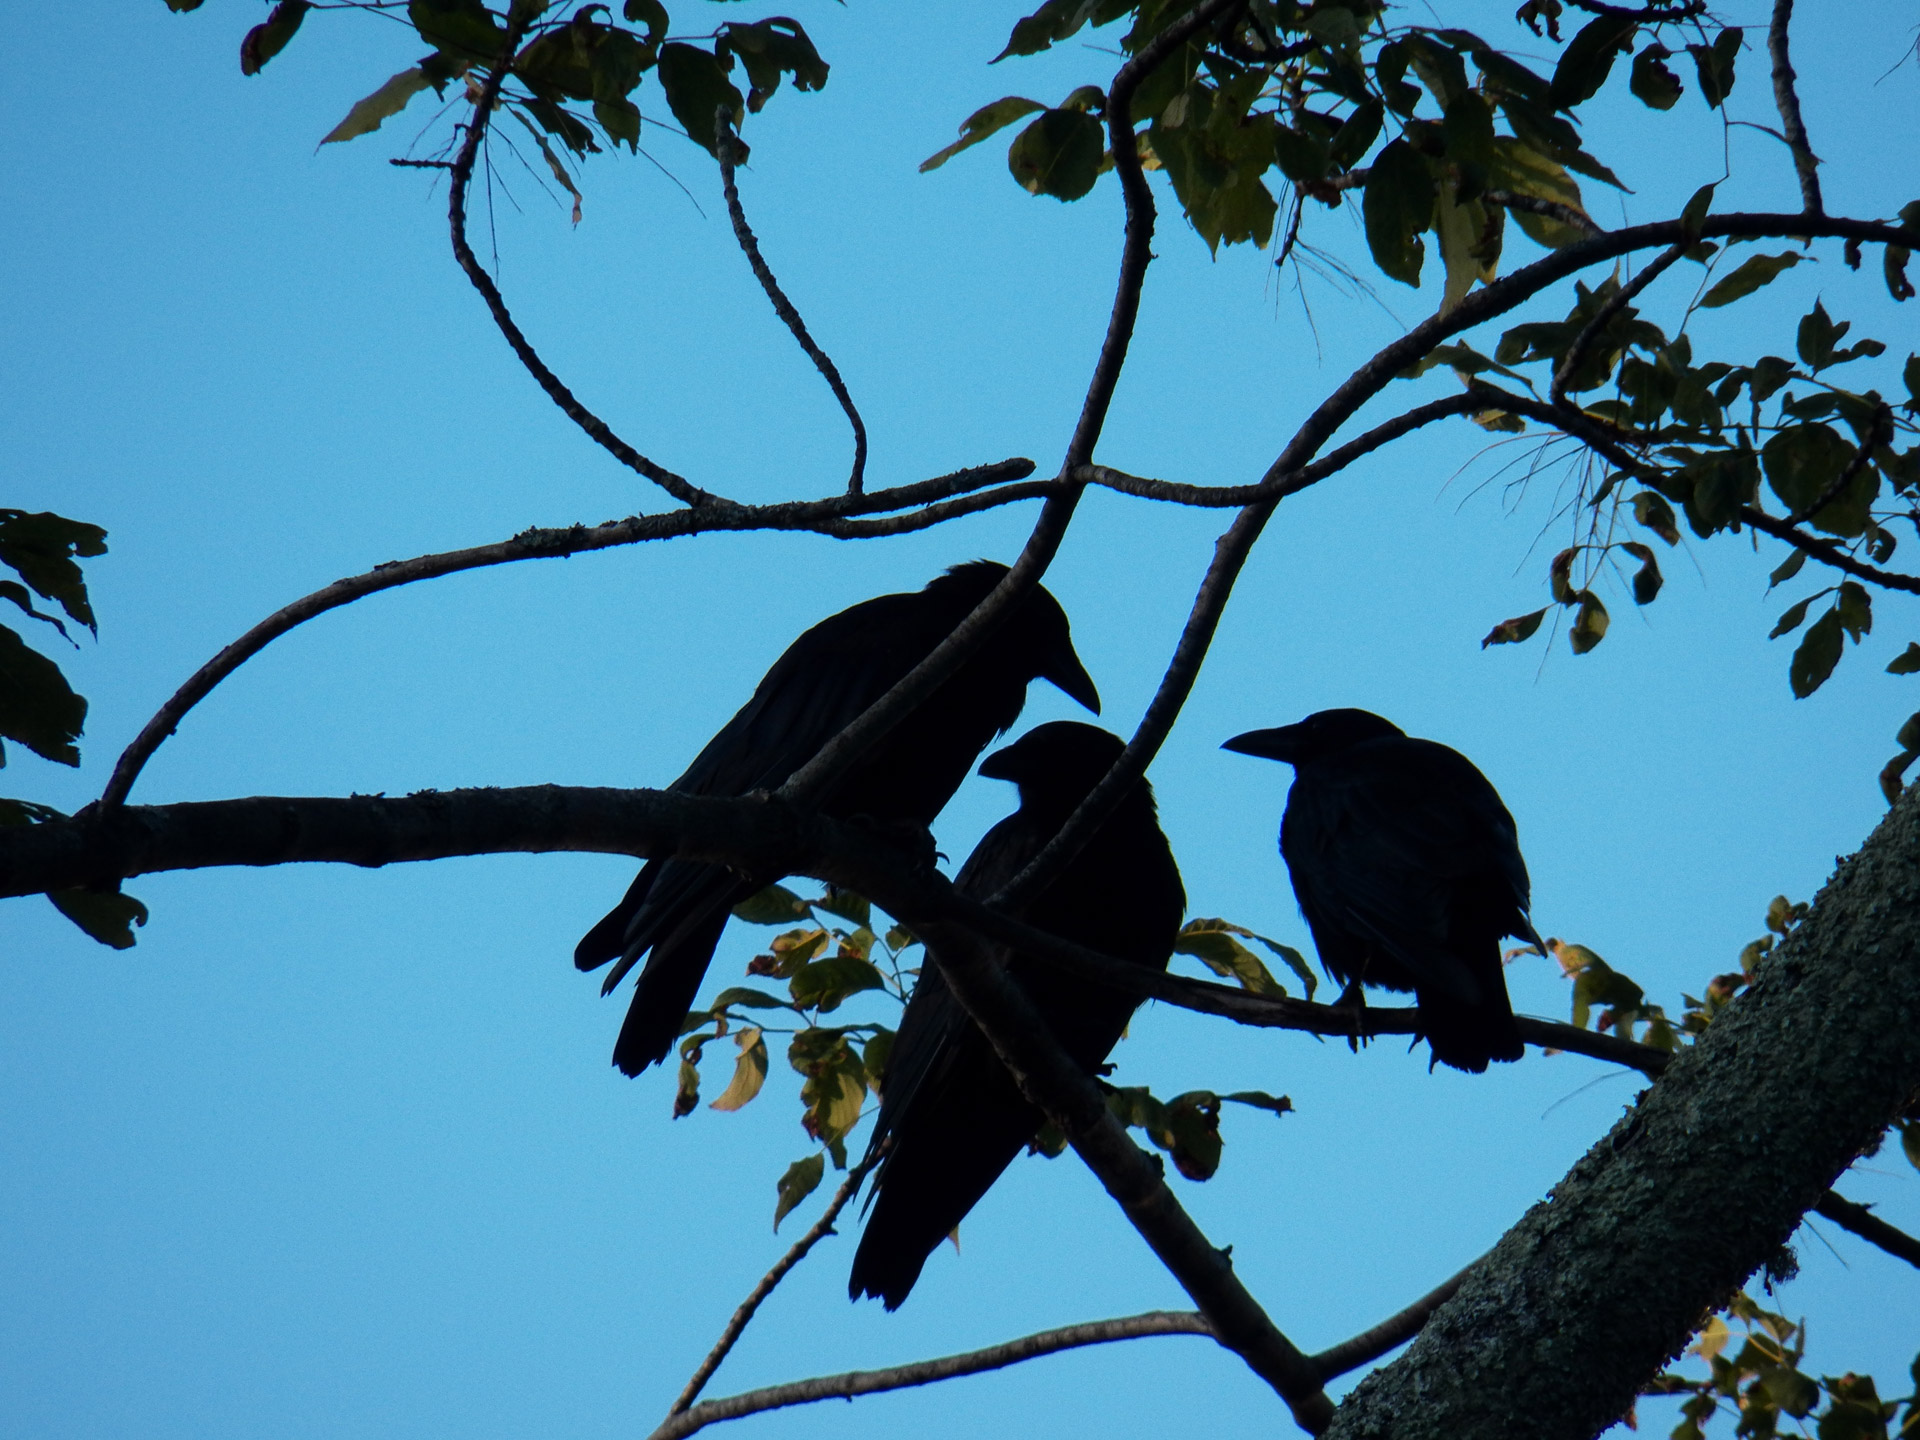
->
left=93, top=459, right=1040, bottom=810
left=670, top=1149, right=884, bottom=1415
left=1461, top=382, right=1920, bottom=597
left=776, top=0, right=1241, bottom=812
left=1768, top=0, right=1824, bottom=217
left=1563, top=0, right=1705, bottom=17
left=715, top=113, right=868, bottom=496
left=1551, top=243, right=1687, bottom=407
left=1310, top=1258, right=1479, bottom=1381
left=1484, top=189, right=1606, bottom=239
left=1813, top=1191, right=1920, bottom=1270
left=445, top=17, right=715, bottom=510
left=649, top=1312, right=1218, bottom=1440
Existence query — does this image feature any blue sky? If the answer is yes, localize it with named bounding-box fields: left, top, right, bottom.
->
left=4, top=3, right=1918, bottom=1436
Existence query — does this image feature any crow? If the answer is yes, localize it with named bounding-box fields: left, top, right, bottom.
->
left=848, top=722, right=1185, bottom=1309
left=576, top=562, right=1102, bottom=1077
left=1221, top=708, right=1539, bottom=1073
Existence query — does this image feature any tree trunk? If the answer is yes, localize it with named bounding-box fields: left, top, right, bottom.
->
left=1325, top=784, right=1920, bottom=1439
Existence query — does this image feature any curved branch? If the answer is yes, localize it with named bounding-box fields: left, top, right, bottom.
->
left=1767, top=0, right=1824, bottom=217
left=775, top=0, right=1237, bottom=811
left=649, top=1312, right=1219, bottom=1440
left=90, top=459, right=1040, bottom=810
left=1551, top=243, right=1686, bottom=407
left=670, top=1148, right=885, bottom=1415
left=715, top=116, right=867, bottom=496
left=1310, top=1259, right=1478, bottom=1382
left=446, top=24, right=715, bottom=510
left=1461, top=383, right=1920, bottom=596
left=1484, top=190, right=1606, bottom=238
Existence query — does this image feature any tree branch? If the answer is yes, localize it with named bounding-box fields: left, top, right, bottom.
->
left=1484, top=190, right=1606, bottom=238
left=912, top=916, right=1335, bottom=1432
left=91, top=459, right=1041, bottom=811
left=1324, top=784, right=1920, bottom=1438
left=775, top=0, right=1239, bottom=811
left=670, top=1148, right=885, bottom=1416
left=1785, top=403, right=1891, bottom=525
left=1309, top=1259, right=1478, bottom=1382
left=1551, top=242, right=1687, bottom=407
left=1767, top=0, right=1824, bottom=217
left=648, top=1312, right=1219, bottom=1440
left=1812, top=1191, right=1920, bottom=1269
left=715, top=115, right=867, bottom=497
left=446, top=21, right=715, bottom=510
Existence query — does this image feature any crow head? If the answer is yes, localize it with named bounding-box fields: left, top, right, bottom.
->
left=1222, top=707, right=1405, bottom=765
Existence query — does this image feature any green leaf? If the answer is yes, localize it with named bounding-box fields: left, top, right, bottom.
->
left=708, top=985, right=797, bottom=1012
left=717, top=17, right=829, bottom=114
left=1631, top=491, right=1681, bottom=545
left=623, top=0, right=669, bottom=47
left=922, top=96, right=1045, bottom=172
left=1621, top=541, right=1663, bottom=604
left=0, top=623, right=86, bottom=765
left=773, top=1152, right=824, bottom=1230
left=994, top=0, right=1112, bottom=61
left=49, top=888, right=148, bottom=949
left=1221, top=1090, right=1293, bottom=1118
left=1887, top=643, right=1920, bottom=675
left=1797, top=299, right=1849, bottom=370
left=1007, top=107, right=1104, bottom=201
left=1327, top=101, right=1382, bottom=171
left=709, top=1027, right=769, bottom=1111
left=1629, top=43, right=1682, bottom=109
left=813, top=888, right=870, bottom=927
left=789, top=954, right=885, bottom=1014
left=1687, top=26, right=1741, bottom=108
left=1900, top=1119, right=1920, bottom=1171
left=321, top=67, right=434, bottom=145
left=656, top=42, right=744, bottom=158
left=1550, top=15, right=1636, bottom=109
left=1770, top=591, right=1826, bottom=639
left=1560, top=945, right=1644, bottom=1030
left=241, top=0, right=309, bottom=76
left=1271, top=124, right=1330, bottom=184
left=732, top=884, right=813, bottom=925
left=862, top=1027, right=894, bottom=1094
left=1487, top=137, right=1590, bottom=249
left=1568, top=590, right=1609, bottom=654
left=0, top=509, right=107, bottom=631
left=1789, top=607, right=1845, bottom=697
left=1764, top=424, right=1876, bottom=537
left=1481, top=607, right=1548, bottom=648
left=408, top=0, right=505, bottom=62
left=1768, top=547, right=1808, bottom=588
left=747, top=926, right=828, bottom=979
left=1699, top=252, right=1800, bottom=309
left=1837, top=580, right=1872, bottom=642
left=1362, top=139, right=1432, bottom=287
left=1435, top=181, right=1499, bottom=313
left=1175, top=919, right=1281, bottom=996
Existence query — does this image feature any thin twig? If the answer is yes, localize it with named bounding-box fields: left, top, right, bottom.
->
left=1812, top=1192, right=1920, bottom=1269
left=1768, top=0, right=1824, bottom=217
left=1309, top=1258, right=1480, bottom=1381
left=649, top=1312, right=1218, bottom=1440
left=776, top=0, right=1240, bottom=812
left=93, top=459, right=1038, bottom=810
left=1551, top=243, right=1687, bottom=406
left=1462, top=382, right=1920, bottom=597
left=445, top=18, right=715, bottom=510
left=714, top=113, right=868, bottom=496
left=670, top=1148, right=884, bottom=1415
left=1484, top=189, right=1606, bottom=239
left=990, top=210, right=1920, bottom=910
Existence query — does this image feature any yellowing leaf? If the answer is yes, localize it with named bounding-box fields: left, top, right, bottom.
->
left=709, top=1027, right=768, bottom=1111
left=321, top=67, right=434, bottom=146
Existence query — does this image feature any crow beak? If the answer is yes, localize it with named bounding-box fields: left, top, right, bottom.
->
left=1045, top=649, right=1101, bottom=715
left=978, top=744, right=1019, bottom=781
left=1221, top=727, right=1297, bottom=762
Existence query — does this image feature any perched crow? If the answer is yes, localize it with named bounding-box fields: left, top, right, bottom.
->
left=576, top=562, right=1101, bottom=1077
left=849, top=722, right=1185, bottom=1309
left=1222, top=708, right=1539, bottom=1073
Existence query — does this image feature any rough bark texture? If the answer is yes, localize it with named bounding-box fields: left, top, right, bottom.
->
left=1324, top=785, right=1920, bottom=1440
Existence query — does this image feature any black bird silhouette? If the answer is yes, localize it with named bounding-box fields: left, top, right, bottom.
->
left=1222, top=708, right=1539, bottom=1073
left=576, top=562, right=1101, bottom=1077
left=848, top=722, right=1185, bottom=1309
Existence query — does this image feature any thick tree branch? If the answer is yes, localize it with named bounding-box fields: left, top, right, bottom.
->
left=92, top=459, right=1041, bottom=811
left=1767, top=0, right=1824, bottom=217
left=913, top=917, right=1335, bottom=1432
left=447, top=21, right=715, bottom=510
left=1324, top=783, right=1920, bottom=1439
left=648, top=1311, right=1219, bottom=1440
left=715, top=116, right=867, bottom=497
left=670, top=1148, right=885, bottom=1416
